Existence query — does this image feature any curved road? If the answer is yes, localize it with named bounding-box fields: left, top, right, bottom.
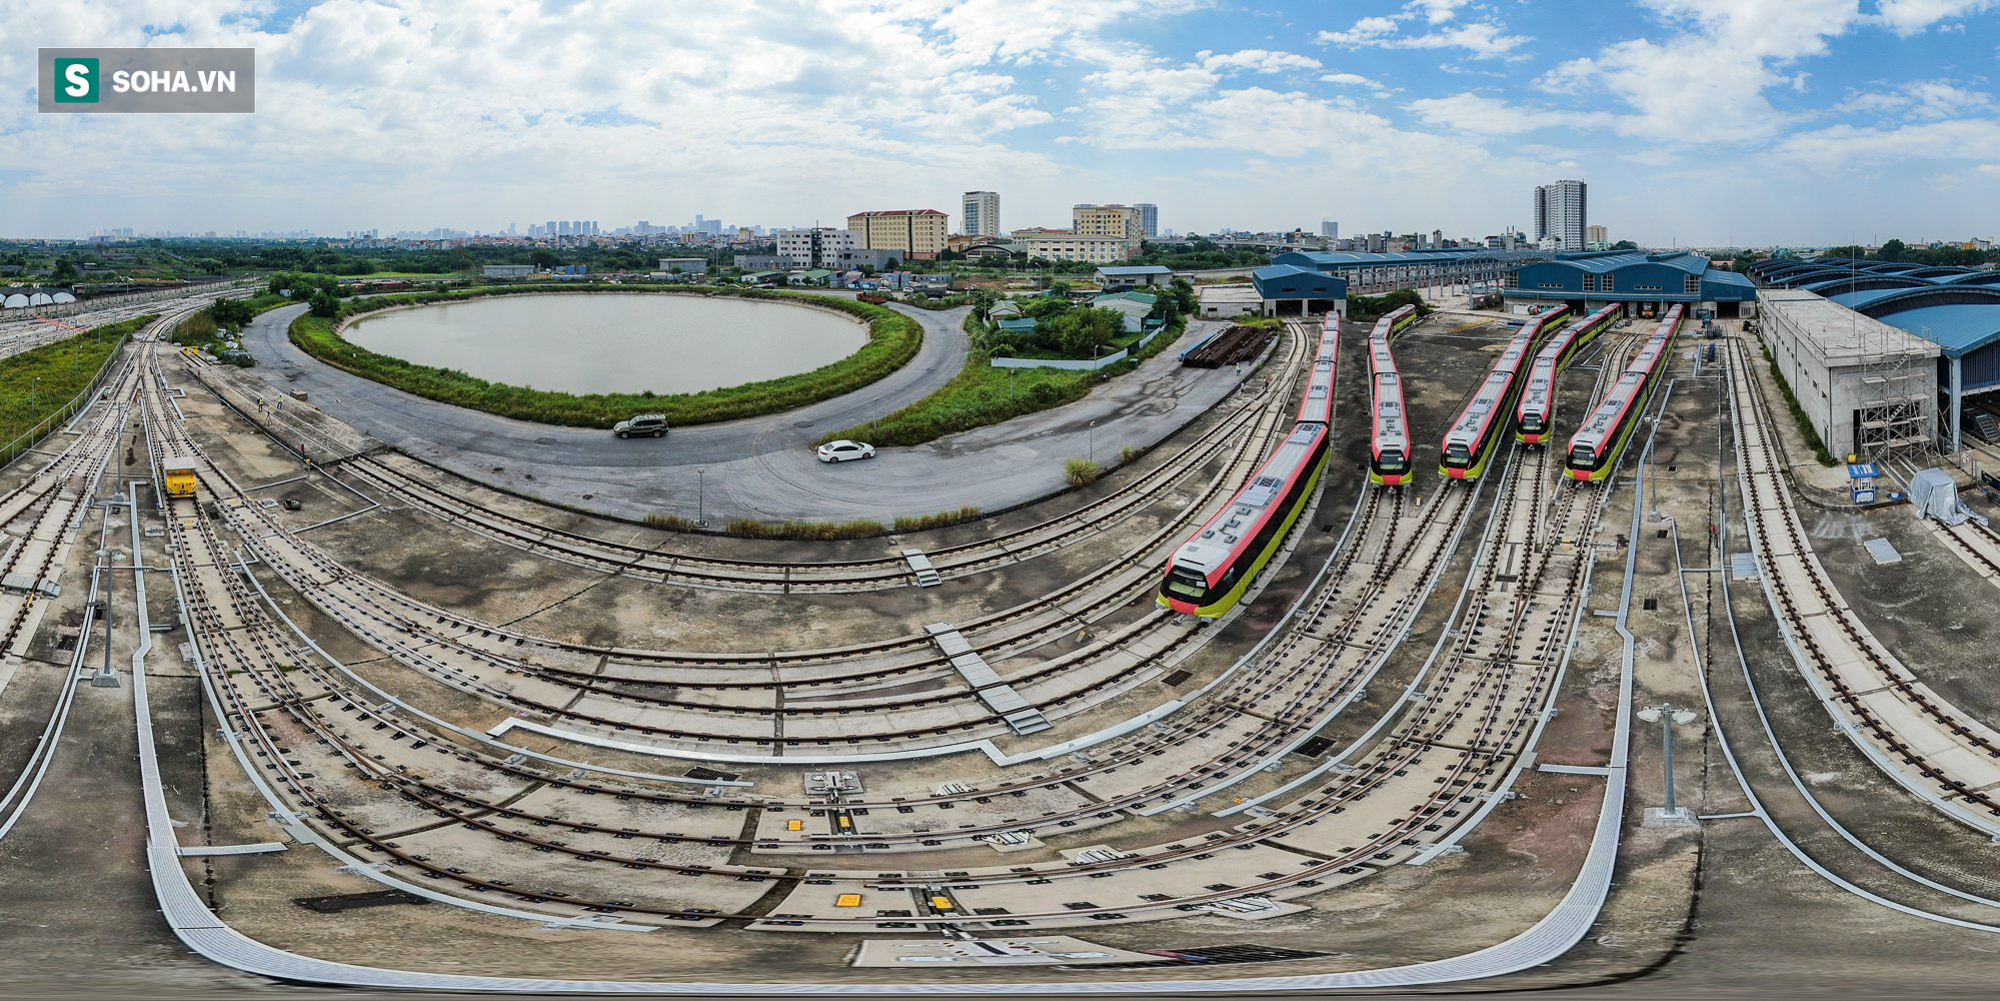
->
left=241, top=299, right=1245, bottom=523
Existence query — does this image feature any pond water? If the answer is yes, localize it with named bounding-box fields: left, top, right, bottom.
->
left=343, top=293, right=868, bottom=395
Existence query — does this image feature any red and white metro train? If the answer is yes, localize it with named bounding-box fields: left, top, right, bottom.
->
left=1366, top=305, right=1420, bottom=486
left=1565, top=305, right=1684, bottom=482
left=1516, top=305, right=1622, bottom=445
left=1158, top=314, right=1338, bottom=617
left=1436, top=305, right=1570, bottom=482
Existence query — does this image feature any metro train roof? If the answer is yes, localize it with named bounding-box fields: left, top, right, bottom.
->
left=1443, top=327, right=1537, bottom=446
left=1568, top=330, right=1676, bottom=446
left=1169, top=424, right=1328, bottom=574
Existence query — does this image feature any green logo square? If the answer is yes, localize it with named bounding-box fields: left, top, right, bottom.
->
left=54, top=58, right=99, bottom=103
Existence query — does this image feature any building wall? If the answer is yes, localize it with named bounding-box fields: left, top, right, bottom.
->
left=1072, top=204, right=1143, bottom=244
left=1015, top=230, right=1138, bottom=264
left=846, top=210, right=948, bottom=260
left=1759, top=295, right=1939, bottom=459
left=962, top=191, right=1000, bottom=238
left=1134, top=203, right=1158, bottom=239
left=1534, top=180, right=1587, bottom=252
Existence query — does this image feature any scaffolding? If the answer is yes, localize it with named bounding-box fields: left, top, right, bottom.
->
left=1852, top=317, right=1937, bottom=465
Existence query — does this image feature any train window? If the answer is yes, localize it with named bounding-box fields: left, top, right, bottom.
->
left=1444, top=444, right=1470, bottom=463
left=1570, top=445, right=1595, bottom=466
left=1163, top=569, right=1207, bottom=601
left=1379, top=449, right=1406, bottom=471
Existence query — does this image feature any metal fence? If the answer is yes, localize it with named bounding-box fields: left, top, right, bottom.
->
left=0, top=329, right=132, bottom=470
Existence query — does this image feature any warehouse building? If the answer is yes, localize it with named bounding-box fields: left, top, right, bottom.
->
left=1248, top=265, right=1348, bottom=317
left=1272, top=248, right=1527, bottom=295
left=1750, top=258, right=2000, bottom=451
left=1502, top=250, right=1759, bottom=318
left=1756, top=289, right=1937, bottom=460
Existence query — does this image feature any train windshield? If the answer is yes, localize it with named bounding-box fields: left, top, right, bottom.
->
left=1569, top=444, right=1595, bottom=466
left=1379, top=448, right=1406, bottom=471
left=1444, top=443, right=1471, bottom=464
left=1163, top=567, right=1208, bottom=601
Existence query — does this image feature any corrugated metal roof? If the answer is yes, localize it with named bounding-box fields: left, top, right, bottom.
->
left=1872, top=304, right=2000, bottom=358
left=1095, top=265, right=1171, bottom=275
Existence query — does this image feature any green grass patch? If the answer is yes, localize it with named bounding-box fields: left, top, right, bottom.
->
left=825, top=314, right=1187, bottom=449
left=826, top=352, right=1096, bottom=447
left=1, top=314, right=155, bottom=454
left=1064, top=457, right=1101, bottom=486
left=288, top=284, right=922, bottom=428
left=1759, top=343, right=1838, bottom=466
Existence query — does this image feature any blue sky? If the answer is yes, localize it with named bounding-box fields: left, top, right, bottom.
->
left=4, top=0, right=1998, bottom=246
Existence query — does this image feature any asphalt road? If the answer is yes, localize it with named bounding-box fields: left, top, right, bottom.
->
left=240, top=298, right=1246, bottom=522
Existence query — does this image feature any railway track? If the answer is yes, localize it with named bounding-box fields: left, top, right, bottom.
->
left=183, top=329, right=1304, bottom=594
left=143, top=336, right=1312, bottom=755
left=1726, top=335, right=2000, bottom=837
left=137, top=311, right=1634, bottom=935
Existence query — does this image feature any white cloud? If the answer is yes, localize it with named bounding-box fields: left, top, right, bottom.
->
left=1771, top=119, right=2000, bottom=169
left=1198, top=48, right=1323, bottom=73
left=1320, top=71, right=1387, bottom=91
left=1319, top=17, right=1529, bottom=57
left=1838, top=79, right=1995, bottom=119
left=1533, top=0, right=1869, bottom=140
left=1874, top=0, right=1995, bottom=36
left=1405, top=93, right=1620, bottom=135
left=1407, top=0, right=1474, bottom=24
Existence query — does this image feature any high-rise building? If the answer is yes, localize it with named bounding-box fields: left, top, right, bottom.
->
left=1321, top=219, right=1338, bottom=239
left=1533, top=179, right=1588, bottom=252
left=961, top=191, right=1000, bottom=238
left=846, top=209, right=949, bottom=261
left=1072, top=204, right=1142, bottom=244
left=1586, top=224, right=1609, bottom=245
left=1134, top=203, right=1158, bottom=240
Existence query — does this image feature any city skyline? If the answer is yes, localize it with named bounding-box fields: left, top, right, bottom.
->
left=4, top=1, right=1999, bottom=245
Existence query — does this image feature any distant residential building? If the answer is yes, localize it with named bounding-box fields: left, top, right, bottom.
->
left=733, top=254, right=786, bottom=271
left=962, top=191, right=1001, bottom=238
left=1534, top=179, right=1588, bottom=252
left=1587, top=224, right=1608, bottom=245
left=658, top=257, right=708, bottom=274
left=482, top=264, right=534, bottom=277
left=1072, top=204, right=1143, bottom=244
left=847, top=209, right=948, bottom=261
left=1014, top=227, right=1140, bottom=265
left=1321, top=219, right=1339, bottom=239
left=1134, top=203, right=1159, bottom=240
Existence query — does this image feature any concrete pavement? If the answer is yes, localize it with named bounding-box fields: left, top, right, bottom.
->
left=239, top=297, right=1249, bottom=523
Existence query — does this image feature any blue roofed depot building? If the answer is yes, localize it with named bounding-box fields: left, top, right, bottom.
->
left=1249, top=265, right=1348, bottom=318
left=1502, top=251, right=1760, bottom=319
left=1748, top=257, right=2000, bottom=454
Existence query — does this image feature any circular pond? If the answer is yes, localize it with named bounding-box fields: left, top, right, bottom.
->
left=342, top=293, right=868, bottom=395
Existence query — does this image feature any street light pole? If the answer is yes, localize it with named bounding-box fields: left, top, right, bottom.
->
left=1088, top=420, right=1097, bottom=465
left=1637, top=702, right=1699, bottom=821
left=697, top=468, right=706, bottom=526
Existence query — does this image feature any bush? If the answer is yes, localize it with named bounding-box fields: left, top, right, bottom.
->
left=1760, top=348, right=1838, bottom=466
left=893, top=507, right=981, bottom=532
left=288, top=284, right=922, bottom=428
left=1064, top=457, right=1100, bottom=486
left=827, top=352, right=1095, bottom=447
left=644, top=514, right=702, bottom=530
left=722, top=518, right=887, bottom=540
left=1119, top=445, right=1141, bottom=465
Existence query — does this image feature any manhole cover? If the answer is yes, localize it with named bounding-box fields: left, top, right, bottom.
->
left=793, top=420, right=816, bottom=429
left=535, top=437, right=556, bottom=445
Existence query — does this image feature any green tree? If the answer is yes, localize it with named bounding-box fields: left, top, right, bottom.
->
left=48, top=258, right=80, bottom=283
left=530, top=248, right=559, bottom=270
left=210, top=298, right=256, bottom=330
left=1877, top=238, right=1907, bottom=262
left=308, top=289, right=340, bottom=318
left=1611, top=240, right=1638, bottom=251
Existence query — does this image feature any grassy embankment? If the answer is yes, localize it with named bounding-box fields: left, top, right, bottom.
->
left=288, top=284, right=922, bottom=427
left=828, top=311, right=1188, bottom=448
left=0, top=314, right=157, bottom=461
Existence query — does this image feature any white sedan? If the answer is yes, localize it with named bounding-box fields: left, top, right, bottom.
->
left=816, top=440, right=877, bottom=463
